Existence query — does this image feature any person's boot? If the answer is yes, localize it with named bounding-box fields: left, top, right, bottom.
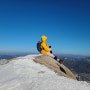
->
left=54, top=56, right=57, bottom=60
left=58, top=58, right=64, bottom=64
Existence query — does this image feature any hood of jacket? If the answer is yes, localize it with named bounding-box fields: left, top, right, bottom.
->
left=41, top=35, right=47, bottom=42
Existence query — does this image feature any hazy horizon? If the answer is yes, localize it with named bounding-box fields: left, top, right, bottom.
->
left=0, top=51, right=89, bottom=57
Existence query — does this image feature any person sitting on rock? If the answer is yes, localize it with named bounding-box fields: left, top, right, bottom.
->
left=37, top=35, right=63, bottom=64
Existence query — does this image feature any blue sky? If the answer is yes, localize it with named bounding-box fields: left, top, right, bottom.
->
left=0, top=0, right=90, bottom=56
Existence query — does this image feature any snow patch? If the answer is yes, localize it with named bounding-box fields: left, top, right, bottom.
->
left=0, top=54, right=90, bottom=90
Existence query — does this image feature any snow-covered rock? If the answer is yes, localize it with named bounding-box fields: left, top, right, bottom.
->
left=0, top=54, right=90, bottom=90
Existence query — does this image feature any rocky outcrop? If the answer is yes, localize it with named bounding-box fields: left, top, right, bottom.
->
left=33, top=55, right=77, bottom=80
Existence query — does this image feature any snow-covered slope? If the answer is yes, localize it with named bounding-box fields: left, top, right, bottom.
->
left=0, top=54, right=90, bottom=90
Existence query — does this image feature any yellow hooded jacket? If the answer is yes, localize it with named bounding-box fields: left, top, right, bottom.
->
left=40, top=35, right=50, bottom=54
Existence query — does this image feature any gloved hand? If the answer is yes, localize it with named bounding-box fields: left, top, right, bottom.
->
left=50, top=50, right=52, bottom=53
left=49, top=46, right=51, bottom=48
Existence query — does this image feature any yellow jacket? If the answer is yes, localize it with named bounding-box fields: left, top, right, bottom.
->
left=40, top=35, right=50, bottom=54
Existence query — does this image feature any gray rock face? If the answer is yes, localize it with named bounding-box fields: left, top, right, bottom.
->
left=33, top=55, right=77, bottom=80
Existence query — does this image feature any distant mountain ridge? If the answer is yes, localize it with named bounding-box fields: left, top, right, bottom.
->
left=0, top=55, right=16, bottom=60
left=62, top=57, right=90, bottom=82
left=63, top=57, right=90, bottom=74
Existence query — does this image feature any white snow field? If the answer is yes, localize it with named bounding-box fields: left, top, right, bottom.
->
left=0, top=54, right=90, bottom=90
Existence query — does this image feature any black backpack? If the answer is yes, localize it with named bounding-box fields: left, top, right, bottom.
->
left=37, top=41, right=42, bottom=52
